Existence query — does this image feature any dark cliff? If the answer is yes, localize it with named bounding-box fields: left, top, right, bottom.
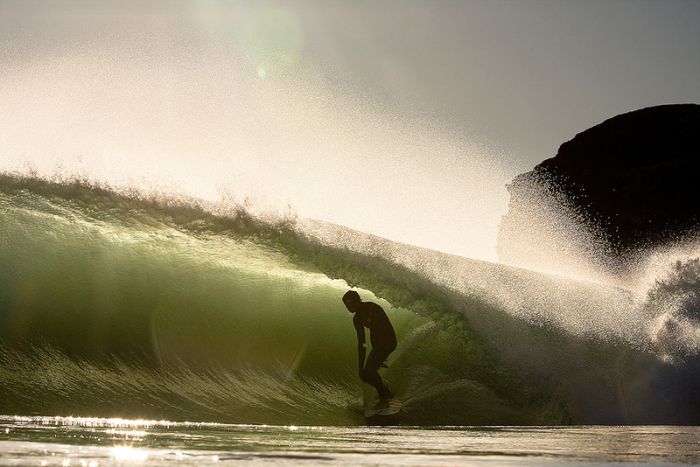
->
left=498, top=104, right=700, bottom=273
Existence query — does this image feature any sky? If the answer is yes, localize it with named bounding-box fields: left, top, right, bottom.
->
left=1, top=0, right=699, bottom=260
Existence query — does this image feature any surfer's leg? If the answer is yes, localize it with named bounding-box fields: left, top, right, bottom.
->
left=360, top=347, right=394, bottom=400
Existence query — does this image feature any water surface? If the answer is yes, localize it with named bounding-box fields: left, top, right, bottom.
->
left=1, top=416, right=698, bottom=466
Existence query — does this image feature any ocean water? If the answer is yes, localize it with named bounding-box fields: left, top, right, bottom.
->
left=1, top=174, right=699, bottom=463
left=1, top=416, right=698, bottom=466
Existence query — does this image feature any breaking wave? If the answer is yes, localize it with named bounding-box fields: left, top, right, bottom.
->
left=1, top=174, right=698, bottom=425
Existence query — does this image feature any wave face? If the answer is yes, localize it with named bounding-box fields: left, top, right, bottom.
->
left=1, top=175, right=698, bottom=425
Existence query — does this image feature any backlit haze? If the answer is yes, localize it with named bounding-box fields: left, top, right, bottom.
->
left=1, top=0, right=699, bottom=261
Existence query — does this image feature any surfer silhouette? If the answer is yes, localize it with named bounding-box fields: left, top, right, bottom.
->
left=342, top=290, right=397, bottom=408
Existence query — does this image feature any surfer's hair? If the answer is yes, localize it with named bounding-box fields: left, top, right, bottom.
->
left=342, top=290, right=360, bottom=302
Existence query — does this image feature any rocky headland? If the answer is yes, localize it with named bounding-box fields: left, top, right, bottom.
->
left=498, top=104, right=700, bottom=276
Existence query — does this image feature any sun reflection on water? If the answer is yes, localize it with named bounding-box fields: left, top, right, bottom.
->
left=111, top=445, right=149, bottom=462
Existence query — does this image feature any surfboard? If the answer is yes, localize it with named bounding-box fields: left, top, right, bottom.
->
left=363, top=398, right=402, bottom=417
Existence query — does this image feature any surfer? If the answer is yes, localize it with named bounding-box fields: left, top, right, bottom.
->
left=342, top=290, right=397, bottom=408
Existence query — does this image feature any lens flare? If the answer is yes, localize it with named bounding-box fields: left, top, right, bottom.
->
left=238, top=7, right=303, bottom=78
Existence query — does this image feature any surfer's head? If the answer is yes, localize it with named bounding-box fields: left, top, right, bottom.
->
left=342, top=290, right=362, bottom=313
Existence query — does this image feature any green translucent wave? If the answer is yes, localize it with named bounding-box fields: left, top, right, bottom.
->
left=0, top=174, right=591, bottom=425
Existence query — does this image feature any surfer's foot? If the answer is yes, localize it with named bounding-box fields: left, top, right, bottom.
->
left=373, top=399, right=391, bottom=410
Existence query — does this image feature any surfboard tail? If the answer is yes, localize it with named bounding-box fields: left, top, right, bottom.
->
left=364, top=398, right=402, bottom=417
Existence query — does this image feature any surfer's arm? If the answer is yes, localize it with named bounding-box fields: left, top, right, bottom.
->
left=354, top=320, right=366, bottom=370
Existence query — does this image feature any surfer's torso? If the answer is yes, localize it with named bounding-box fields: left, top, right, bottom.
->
left=353, top=301, right=396, bottom=350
